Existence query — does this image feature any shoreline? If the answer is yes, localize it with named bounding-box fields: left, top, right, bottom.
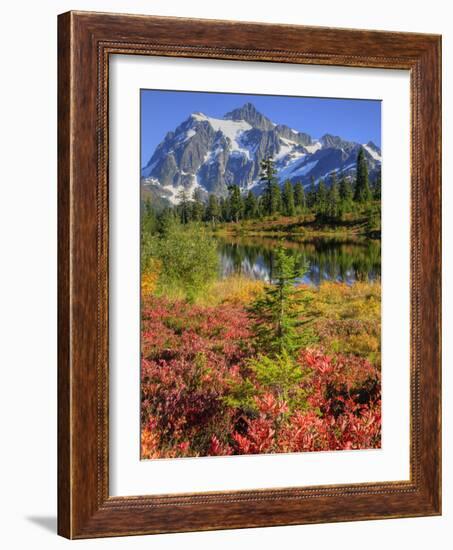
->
left=209, top=216, right=381, bottom=241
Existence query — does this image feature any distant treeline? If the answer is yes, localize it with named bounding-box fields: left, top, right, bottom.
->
left=143, top=147, right=381, bottom=229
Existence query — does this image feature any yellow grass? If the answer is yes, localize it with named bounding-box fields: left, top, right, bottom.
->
left=301, top=280, right=381, bottom=364
left=303, top=280, right=381, bottom=320
left=199, top=275, right=266, bottom=306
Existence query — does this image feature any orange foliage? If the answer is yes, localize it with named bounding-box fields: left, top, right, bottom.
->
left=141, top=259, right=161, bottom=296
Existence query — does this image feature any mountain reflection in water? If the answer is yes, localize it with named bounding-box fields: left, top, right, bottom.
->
left=217, top=236, right=381, bottom=286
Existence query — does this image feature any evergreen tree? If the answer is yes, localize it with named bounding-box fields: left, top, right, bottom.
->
left=315, top=179, right=328, bottom=214
left=282, top=180, right=296, bottom=216
left=338, top=174, right=352, bottom=217
left=256, top=196, right=265, bottom=219
left=206, top=193, right=220, bottom=225
left=176, top=189, right=191, bottom=224
left=190, top=188, right=205, bottom=222
left=157, top=206, right=177, bottom=235
left=248, top=246, right=310, bottom=356
left=294, top=181, right=305, bottom=210
left=219, top=196, right=230, bottom=222
left=244, top=190, right=258, bottom=219
left=354, top=147, right=372, bottom=202
left=327, top=173, right=340, bottom=219
left=269, top=181, right=282, bottom=215
left=142, top=198, right=158, bottom=235
left=228, top=184, right=244, bottom=222
left=339, top=173, right=353, bottom=210
left=307, top=176, right=316, bottom=209
left=373, top=168, right=381, bottom=200
left=259, top=157, right=280, bottom=215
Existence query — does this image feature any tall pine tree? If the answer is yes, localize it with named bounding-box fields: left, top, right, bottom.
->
left=176, top=189, right=190, bottom=224
left=373, top=168, right=381, bottom=200
left=307, top=176, right=316, bottom=209
left=327, top=173, right=340, bottom=219
left=354, top=147, right=372, bottom=202
left=282, top=180, right=296, bottom=216
left=206, top=194, right=220, bottom=225
left=338, top=174, right=353, bottom=217
left=190, top=188, right=205, bottom=221
left=228, top=184, right=244, bottom=222
left=339, top=174, right=353, bottom=206
left=219, top=196, right=230, bottom=222
left=142, top=198, right=158, bottom=235
left=244, top=190, right=258, bottom=219
left=315, top=179, right=328, bottom=214
left=260, top=157, right=281, bottom=215
left=294, top=181, right=305, bottom=210
left=270, top=181, right=282, bottom=214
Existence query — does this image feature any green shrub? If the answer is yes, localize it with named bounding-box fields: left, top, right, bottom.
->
left=249, top=351, right=309, bottom=412
left=155, top=222, right=219, bottom=302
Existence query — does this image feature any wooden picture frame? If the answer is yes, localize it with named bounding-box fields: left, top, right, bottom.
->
left=58, top=10, right=441, bottom=539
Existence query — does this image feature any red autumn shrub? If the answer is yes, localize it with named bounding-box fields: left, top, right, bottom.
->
left=141, top=296, right=381, bottom=459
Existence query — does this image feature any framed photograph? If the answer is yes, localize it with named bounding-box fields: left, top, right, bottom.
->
left=58, top=11, right=441, bottom=538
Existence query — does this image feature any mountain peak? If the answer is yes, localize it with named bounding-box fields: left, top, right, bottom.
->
left=190, top=111, right=208, bottom=121
left=365, top=140, right=380, bottom=151
left=321, top=133, right=342, bottom=146
left=224, top=102, right=258, bottom=117
left=362, top=141, right=382, bottom=161
left=224, top=102, right=274, bottom=131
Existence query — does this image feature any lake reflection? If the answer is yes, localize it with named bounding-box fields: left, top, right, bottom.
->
left=217, top=236, right=381, bottom=286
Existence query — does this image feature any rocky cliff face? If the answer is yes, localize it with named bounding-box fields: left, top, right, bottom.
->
left=141, top=102, right=381, bottom=204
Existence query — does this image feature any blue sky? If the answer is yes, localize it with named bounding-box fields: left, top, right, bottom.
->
left=141, top=89, right=381, bottom=166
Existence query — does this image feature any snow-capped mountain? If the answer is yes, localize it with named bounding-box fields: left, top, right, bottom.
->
left=141, top=102, right=381, bottom=205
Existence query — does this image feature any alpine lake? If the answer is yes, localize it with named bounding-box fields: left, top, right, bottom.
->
left=216, top=235, right=381, bottom=286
